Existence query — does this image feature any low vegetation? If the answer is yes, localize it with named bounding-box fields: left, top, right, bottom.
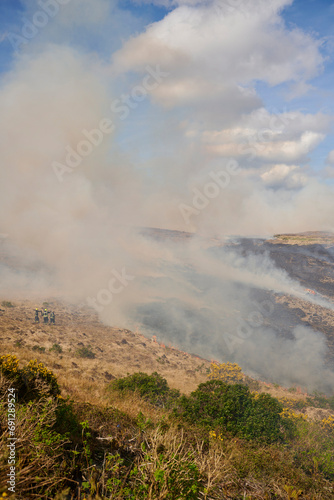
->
left=1, top=300, right=14, bottom=308
left=109, top=371, right=180, bottom=409
left=1, top=356, right=334, bottom=499
left=75, top=345, right=95, bottom=359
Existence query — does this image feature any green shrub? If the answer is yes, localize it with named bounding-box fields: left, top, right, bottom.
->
left=176, top=380, right=292, bottom=443
left=176, top=380, right=251, bottom=433
left=75, top=345, right=95, bottom=359
left=110, top=372, right=180, bottom=408
left=49, top=343, right=63, bottom=354
left=293, top=419, right=334, bottom=481
left=307, top=391, right=333, bottom=410
left=101, top=427, right=204, bottom=499
left=0, top=398, right=72, bottom=497
left=0, top=355, right=60, bottom=400
left=244, top=393, right=294, bottom=442
left=1, top=300, right=14, bottom=307
left=32, top=345, right=46, bottom=353
left=21, top=359, right=60, bottom=398
left=329, top=397, right=334, bottom=411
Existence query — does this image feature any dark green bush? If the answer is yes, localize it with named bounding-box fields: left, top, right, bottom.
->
left=32, top=345, right=46, bottom=353
left=75, top=345, right=95, bottom=359
left=49, top=343, right=63, bottom=354
left=1, top=300, right=14, bottom=307
left=175, top=380, right=292, bottom=443
left=243, top=393, right=293, bottom=442
left=21, top=359, right=60, bottom=398
left=54, top=398, right=82, bottom=442
left=110, top=372, right=180, bottom=408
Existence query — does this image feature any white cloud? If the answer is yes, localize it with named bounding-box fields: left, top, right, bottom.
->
left=204, top=130, right=325, bottom=162
left=260, top=164, right=308, bottom=190
left=201, top=109, right=329, bottom=163
left=112, top=0, right=323, bottom=108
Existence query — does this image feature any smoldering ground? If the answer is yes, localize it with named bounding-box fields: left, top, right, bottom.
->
left=104, top=234, right=334, bottom=394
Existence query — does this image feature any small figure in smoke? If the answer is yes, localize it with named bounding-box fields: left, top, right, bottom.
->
left=50, top=311, right=55, bottom=324
left=34, top=308, right=40, bottom=323
left=43, top=309, right=49, bottom=324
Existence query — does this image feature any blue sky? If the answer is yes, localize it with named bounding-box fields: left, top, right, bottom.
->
left=1, top=0, right=333, bottom=168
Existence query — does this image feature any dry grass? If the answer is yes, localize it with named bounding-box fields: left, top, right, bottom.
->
left=0, top=298, right=210, bottom=399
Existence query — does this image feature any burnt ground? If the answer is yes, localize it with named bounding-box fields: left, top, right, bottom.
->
left=234, top=237, right=334, bottom=298
left=228, top=236, right=334, bottom=364
left=1, top=229, right=334, bottom=380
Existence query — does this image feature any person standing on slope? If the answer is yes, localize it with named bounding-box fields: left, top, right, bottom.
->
left=43, top=309, right=49, bottom=324
left=34, top=308, right=40, bottom=323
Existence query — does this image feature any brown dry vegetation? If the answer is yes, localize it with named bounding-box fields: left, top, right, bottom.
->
left=0, top=298, right=321, bottom=406
left=1, top=298, right=334, bottom=499
left=0, top=298, right=211, bottom=398
left=270, top=231, right=334, bottom=247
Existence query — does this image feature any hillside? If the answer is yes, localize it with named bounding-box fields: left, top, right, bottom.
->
left=1, top=231, right=334, bottom=498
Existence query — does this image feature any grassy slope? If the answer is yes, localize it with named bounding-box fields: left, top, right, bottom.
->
left=1, top=298, right=334, bottom=499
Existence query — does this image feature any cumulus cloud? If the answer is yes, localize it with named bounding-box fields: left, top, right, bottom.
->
left=112, top=0, right=323, bottom=107
left=260, top=164, right=308, bottom=190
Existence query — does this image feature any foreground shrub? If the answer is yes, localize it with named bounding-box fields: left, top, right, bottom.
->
left=79, top=426, right=207, bottom=500
left=244, top=393, right=294, bottom=442
left=0, top=354, right=60, bottom=400
left=292, top=418, right=334, bottom=481
left=110, top=372, right=180, bottom=408
left=22, top=359, right=60, bottom=398
left=176, top=380, right=293, bottom=443
left=0, top=397, right=80, bottom=498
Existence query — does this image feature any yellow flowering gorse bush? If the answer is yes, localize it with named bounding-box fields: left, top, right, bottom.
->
left=0, top=354, right=19, bottom=376
left=321, top=415, right=334, bottom=433
left=24, top=359, right=60, bottom=396
left=209, top=430, right=223, bottom=442
left=278, top=397, right=307, bottom=410
left=208, top=362, right=243, bottom=384
left=280, top=408, right=307, bottom=422
left=1, top=354, right=60, bottom=398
